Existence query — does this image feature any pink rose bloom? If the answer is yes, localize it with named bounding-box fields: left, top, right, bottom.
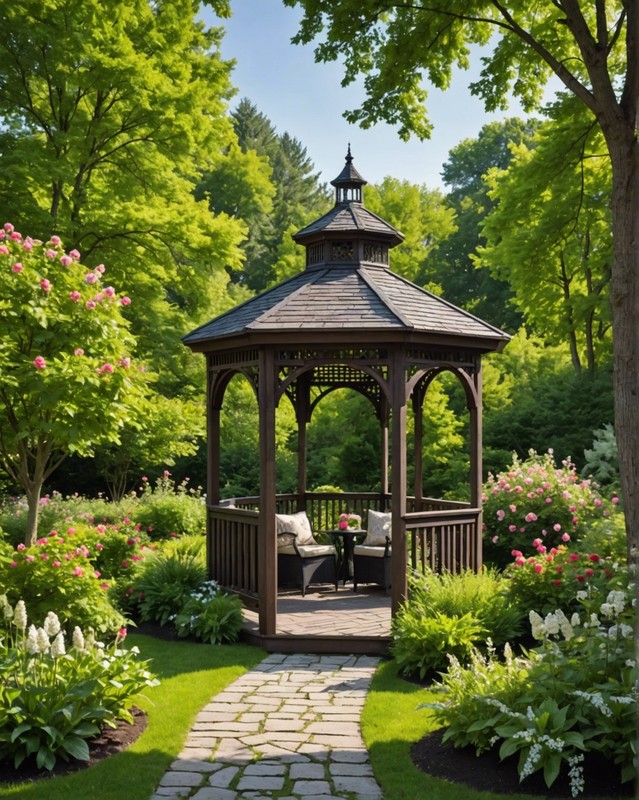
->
left=525, top=512, right=538, bottom=523
left=49, top=235, right=61, bottom=246
left=118, top=356, right=131, bottom=368
left=53, top=560, right=61, bottom=568
left=69, top=290, right=81, bottom=302
left=11, top=262, right=23, bottom=273
left=0, top=245, right=8, bottom=255
left=572, top=516, right=579, bottom=524
left=16, top=543, right=26, bottom=551
left=569, top=505, right=577, bottom=512
left=86, top=300, right=96, bottom=309
left=491, top=535, right=499, bottom=543
left=514, top=485, right=523, bottom=493
left=611, top=495, right=619, bottom=504
left=496, top=509, right=505, bottom=521
left=532, top=537, right=542, bottom=547
left=4, top=223, right=14, bottom=232
left=69, top=248, right=80, bottom=260
left=45, top=248, right=57, bottom=259
left=85, top=272, right=98, bottom=284
left=96, top=543, right=104, bottom=551
left=509, top=504, right=517, bottom=513
left=100, top=582, right=109, bottom=590
left=73, top=566, right=84, bottom=577
left=100, top=363, right=114, bottom=374
left=60, top=255, right=72, bottom=266
left=92, top=292, right=104, bottom=302
left=9, top=561, right=17, bottom=568
left=553, top=523, right=562, bottom=532
left=10, top=231, right=22, bottom=241
left=534, top=564, right=543, bottom=574
left=74, top=348, right=84, bottom=356
left=40, top=278, right=51, bottom=292
left=569, top=553, right=579, bottom=562
left=33, top=356, right=46, bottom=369
left=23, top=238, right=33, bottom=251
left=121, top=560, right=129, bottom=568
left=514, top=557, right=525, bottom=566
left=95, top=264, right=105, bottom=273
left=545, top=497, right=552, bottom=503
left=103, top=286, right=115, bottom=297
left=508, top=524, right=517, bottom=532
left=120, top=296, right=131, bottom=305
left=593, top=498, right=602, bottom=507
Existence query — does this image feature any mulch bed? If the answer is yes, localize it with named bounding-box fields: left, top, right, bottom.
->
left=412, top=728, right=633, bottom=798
left=0, top=707, right=147, bottom=785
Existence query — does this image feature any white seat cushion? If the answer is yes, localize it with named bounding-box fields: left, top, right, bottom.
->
left=363, top=509, right=392, bottom=546
left=276, top=511, right=316, bottom=546
left=278, top=544, right=337, bottom=558
left=354, top=544, right=391, bottom=558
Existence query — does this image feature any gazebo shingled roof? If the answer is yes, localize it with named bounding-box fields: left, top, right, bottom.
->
left=183, top=149, right=510, bottom=649
left=183, top=265, right=508, bottom=342
left=184, top=145, right=506, bottom=349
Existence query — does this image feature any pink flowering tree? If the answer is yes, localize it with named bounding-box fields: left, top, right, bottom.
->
left=482, top=450, right=617, bottom=568
left=0, top=224, right=149, bottom=544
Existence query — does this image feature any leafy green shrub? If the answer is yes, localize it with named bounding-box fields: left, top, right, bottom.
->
left=173, top=581, right=244, bottom=644
left=482, top=450, right=617, bottom=568
left=135, top=539, right=207, bottom=626
left=132, top=472, right=205, bottom=540
left=0, top=597, right=158, bottom=771
left=391, top=569, right=525, bottom=677
left=0, top=531, right=124, bottom=635
left=392, top=609, right=483, bottom=678
left=425, top=584, right=636, bottom=794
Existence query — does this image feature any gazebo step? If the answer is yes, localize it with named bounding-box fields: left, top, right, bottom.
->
left=240, top=626, right=391, bottom=656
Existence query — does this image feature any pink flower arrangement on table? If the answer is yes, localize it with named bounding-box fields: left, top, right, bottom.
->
left=338, top=512, right=361, bottom=530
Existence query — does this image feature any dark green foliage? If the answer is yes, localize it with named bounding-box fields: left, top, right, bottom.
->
left=174, top=582, right=244, bottom=644
left=391, top=570, right=524, bottom=677
left=136, top=542, right=207, bottom=626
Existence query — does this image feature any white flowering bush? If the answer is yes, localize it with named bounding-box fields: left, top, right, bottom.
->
left=424, top=584, right=636, bottom=795
left=0, top=596, right=158, bottom=772
left=173, top=581, right=244, bottom=645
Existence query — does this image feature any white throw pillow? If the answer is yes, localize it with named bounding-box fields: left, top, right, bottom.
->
left=363, top=509, right=392, bottom=547
left=275, top=511, right=316, bottom=546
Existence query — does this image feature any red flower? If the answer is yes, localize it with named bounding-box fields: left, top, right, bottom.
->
left=589, top=553, right=600, bottom=562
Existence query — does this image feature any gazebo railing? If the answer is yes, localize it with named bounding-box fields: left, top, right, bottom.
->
left=208, top=493, right=481, bottom=601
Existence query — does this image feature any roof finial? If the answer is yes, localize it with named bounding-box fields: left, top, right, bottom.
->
left=346, top=143, right=353, bottom=163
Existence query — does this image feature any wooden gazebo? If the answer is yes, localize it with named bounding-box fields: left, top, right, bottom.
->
left=184, top=148, right=509, bottom=650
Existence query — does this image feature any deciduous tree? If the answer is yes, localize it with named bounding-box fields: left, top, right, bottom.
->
left=286, top=0, right=639, bottom=557
left=0, top=226, right=148, bottom=543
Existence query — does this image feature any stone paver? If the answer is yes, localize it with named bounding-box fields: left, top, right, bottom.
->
left=151, top=653, right=381, bottom=799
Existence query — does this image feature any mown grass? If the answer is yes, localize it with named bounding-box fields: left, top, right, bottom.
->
left=0, top=634, right=264, bottom=800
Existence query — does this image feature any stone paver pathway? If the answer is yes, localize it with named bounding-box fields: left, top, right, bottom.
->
left=151, top=653, right=382, bottom=800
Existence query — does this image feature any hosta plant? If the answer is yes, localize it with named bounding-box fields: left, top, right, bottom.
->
left=424, top=584, right=636, bottom=795
left=173, top=581, right=244, bottom=644
left=0, top=597, right=158, bottom=772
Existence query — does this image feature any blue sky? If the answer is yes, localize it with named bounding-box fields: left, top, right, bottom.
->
left=203, top=1, right=533, bottom=190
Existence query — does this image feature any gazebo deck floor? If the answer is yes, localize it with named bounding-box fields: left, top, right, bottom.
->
left=241, top=584, right=392, bottom=656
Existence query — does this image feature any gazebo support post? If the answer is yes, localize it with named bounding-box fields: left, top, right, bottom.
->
left=412, top=390, right=424, bottom=508
left=469, top=365, right=483, bottom=570
left=206, top=365, right=222, bottom=579
left=390, top=349, right=408, bottom=615
left=296, top=372, right=311, bottom=509
left=258, top=348, right=277, bottom=635
left=380, top=395, right=389, bottom=500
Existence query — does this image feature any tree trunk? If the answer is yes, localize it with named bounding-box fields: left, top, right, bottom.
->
left=607, top=134, right=639, bottom=564
left=24, top=484, right=42, bottom=547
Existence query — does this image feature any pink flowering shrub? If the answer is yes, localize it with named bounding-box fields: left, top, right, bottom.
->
left=482, top=450, right=616, bottom=568
left=0, top=532, right=125, bottom=635
left=505, top=541, right=624, bottom=615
